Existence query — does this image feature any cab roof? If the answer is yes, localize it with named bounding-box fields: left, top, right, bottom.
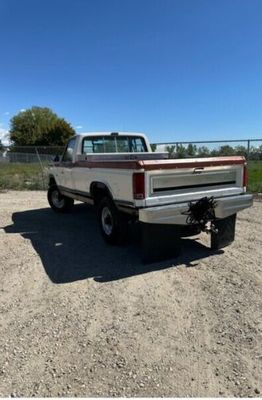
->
left=77, top=131, right=146, bottom=137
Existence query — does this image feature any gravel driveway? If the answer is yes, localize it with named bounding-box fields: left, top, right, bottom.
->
left=0, top=191, right=261, bottom=397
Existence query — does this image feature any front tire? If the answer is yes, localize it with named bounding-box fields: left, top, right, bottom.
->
left=48, top=185, right=74, bottom=213
left=98, top=197, right=128, bottom=244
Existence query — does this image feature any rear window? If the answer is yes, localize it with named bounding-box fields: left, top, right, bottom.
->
left=82, top=136, right=147, bottom=154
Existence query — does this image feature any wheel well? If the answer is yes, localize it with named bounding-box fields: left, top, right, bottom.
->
left=90, top=182, right=112, bottom=206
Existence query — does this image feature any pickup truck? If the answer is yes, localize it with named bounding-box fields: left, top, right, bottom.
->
left=48, top=132, right=253, bottom=257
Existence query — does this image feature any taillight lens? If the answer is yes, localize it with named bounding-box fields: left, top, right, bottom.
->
left=243, top=163, right=248, bottom=187
left=133, top=172, right=145, bottom=200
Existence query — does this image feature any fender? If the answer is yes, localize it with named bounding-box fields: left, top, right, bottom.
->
left=48, top=174, right=57, bottom=187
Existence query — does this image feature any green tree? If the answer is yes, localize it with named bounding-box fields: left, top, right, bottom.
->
left=210, top=148, right=219, bottom=157
left=166, top=144, right=189, bottom=158
left=249, top=145, right=262, bottom=160
left=10, top=106, right=75, bottom=146
left=197, top=146, right=210, bottom=157
left=187, top=143, right=197, bottom=156
left=41, top=118, right=76, bottom=146
left=217, top=145, right=235, bottom=156
left=176, top=144, right=187, bottom=158
left=151, top=143, right=157, bottom=152
left=0, top=139, right=4, bottom=151
left=166, top=145, right=176, bottom=158
left=234, top=145, right=248, bottom=158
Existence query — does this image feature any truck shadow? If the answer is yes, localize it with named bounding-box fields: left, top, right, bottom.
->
left=3, top=203, right=223, bottom=284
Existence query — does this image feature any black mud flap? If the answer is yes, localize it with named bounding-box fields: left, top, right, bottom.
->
left=211, top=214, right=236, bottom=250
left=141, top=223, right=182, bottom=262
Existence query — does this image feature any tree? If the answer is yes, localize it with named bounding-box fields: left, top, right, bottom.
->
left=0, top=139, right=4, bottom=151
left=234, top=145, right=248, bottom=158
left=10, top=106, right=75, bottom=146
left=197, top=146, right=210, bottom=157
left=166, top=145, right=176, bottom=158
left=41, top=118, right=76, bottom=146
left=187, top=143, right=197, bottom=157
left=176, top=144, right=187, bottom=158
left=217, top=145, right=235, bottom=156
left=166, top=144, right=189, bottom=158
left=249, top=145, right=262, bottom=160
left=151, top=143, right=157, bottom=152
left=210, top=148, right=219, bottom=157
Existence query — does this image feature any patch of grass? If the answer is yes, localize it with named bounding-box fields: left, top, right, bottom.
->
left=0, top=163, right=48, bottom=190
left=248, top=160, right=262, bottom=193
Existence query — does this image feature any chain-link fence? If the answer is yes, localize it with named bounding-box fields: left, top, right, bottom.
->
left=0, top=139, right=261, bottom=192
left=0, top=146, right=64, bottom=163
left=152, top=138, right=262, bottom=160
left=0, top=146, right=64, bottom=190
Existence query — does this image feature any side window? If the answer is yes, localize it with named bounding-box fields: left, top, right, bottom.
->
left=62, top=138, right=76, bottom=162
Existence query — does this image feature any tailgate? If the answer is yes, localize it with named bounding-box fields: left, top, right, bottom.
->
left=143, top=157, right=245, bottom=207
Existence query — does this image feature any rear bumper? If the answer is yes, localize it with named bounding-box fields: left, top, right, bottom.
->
left=139, top=194, right=253, bottom=225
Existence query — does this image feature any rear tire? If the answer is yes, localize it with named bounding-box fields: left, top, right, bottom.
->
left=98, top=197, right=128, bottom=244
left=48, top=185, right=74, bottom=213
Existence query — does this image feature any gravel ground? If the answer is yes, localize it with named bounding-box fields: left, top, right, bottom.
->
left=0, top=191, right=261, bottom=397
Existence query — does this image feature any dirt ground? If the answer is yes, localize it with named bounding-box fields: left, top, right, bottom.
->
left=0, top=191, right=261, bottom=397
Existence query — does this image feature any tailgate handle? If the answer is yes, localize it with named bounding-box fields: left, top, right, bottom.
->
left=193, top=167, right=204, bottom=174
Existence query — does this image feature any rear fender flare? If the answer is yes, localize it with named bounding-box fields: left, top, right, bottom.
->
left=90, top=181, right=114, bottom=205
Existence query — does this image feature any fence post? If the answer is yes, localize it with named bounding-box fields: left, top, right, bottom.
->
left=35, top=146, right=45, bottom=189
left=247, top=139, right=250, bottom=161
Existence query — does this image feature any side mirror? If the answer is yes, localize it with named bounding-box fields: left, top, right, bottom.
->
left=53, top=154, right=60, bottom=162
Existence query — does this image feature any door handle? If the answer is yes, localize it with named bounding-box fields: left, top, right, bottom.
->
left=193, top=167, right=204, bottom=174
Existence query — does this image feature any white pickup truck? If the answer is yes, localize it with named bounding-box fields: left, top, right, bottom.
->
left=48, top=132, right=253, bottom=257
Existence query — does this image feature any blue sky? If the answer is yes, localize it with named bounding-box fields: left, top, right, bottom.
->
left=0, top=0, right=262, bottom=144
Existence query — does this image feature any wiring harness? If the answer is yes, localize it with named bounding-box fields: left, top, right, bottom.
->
left=182, top=196, right=218, bottom=233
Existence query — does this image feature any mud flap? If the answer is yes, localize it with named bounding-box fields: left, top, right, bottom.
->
left=141, top=222, right=182, bottom=262
left=211, top=214, right=236, bottom=250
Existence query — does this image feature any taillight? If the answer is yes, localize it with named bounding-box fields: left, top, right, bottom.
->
left=133, top=172, right=145, bottom=200
left=243, top=163, right=248, bottom=188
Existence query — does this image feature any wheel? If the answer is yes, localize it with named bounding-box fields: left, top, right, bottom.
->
left=47, top=185, right=74, bottom=213
left=97, top=197, right=128, bottom=244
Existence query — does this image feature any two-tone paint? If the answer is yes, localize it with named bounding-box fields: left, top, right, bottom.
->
left=48, top=132, right=253, bottom=224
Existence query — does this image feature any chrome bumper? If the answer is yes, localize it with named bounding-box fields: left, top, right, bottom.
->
left=139, top=194, right=253, bottom=225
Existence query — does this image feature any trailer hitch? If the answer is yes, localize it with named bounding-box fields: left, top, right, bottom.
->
left=182, top=196, right=218, bottom=234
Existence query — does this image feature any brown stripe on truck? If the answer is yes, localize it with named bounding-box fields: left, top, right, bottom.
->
left=55, top=156, right=245, bottom=170
left=140, top=156, right=246, bottom=170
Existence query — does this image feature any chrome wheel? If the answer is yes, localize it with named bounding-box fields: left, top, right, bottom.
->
left=101, top=206, right=113, bottom=236
left=51, top=189, right=65, bottom=209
